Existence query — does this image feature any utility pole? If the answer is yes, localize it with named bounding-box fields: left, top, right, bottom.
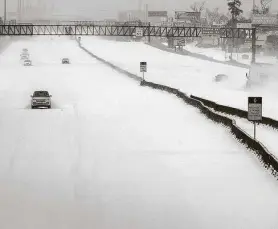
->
left=21, top=0, right=25, bottom=21
left=145, top=4, right=148, bottom=23
left=4, top=0, right=7, bottom=23
left=17, top=0, right=22, bottom=22
left=251, top=28, right=256, bottom=63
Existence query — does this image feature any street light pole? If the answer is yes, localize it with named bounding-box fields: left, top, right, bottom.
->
left=18, top=0, right=22, bottom=22
left=4, top=0, right=7, bottom=23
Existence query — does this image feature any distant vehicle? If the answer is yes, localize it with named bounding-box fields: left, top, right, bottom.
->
left=214, top=74, right=228, bottom=82
left=23, top=59, right=32, bottom=66
left=242, top=54, right=249, bottom=60
left=21, top=54, right=29, bottom=60
left=22, top=48, right=28, bottom=53
left=21, top=51, right=29, bottom=56
left=62, top=58, right=70, bottom=64
left=31, top=91, right=52, bottom=109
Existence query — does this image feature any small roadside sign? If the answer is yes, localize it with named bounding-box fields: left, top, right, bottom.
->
left=140, top=62, right=147, bottom=73
left=248, top=97, right=262, bottom=121
left=248, top=97, right=262, bottom=140
left=140, top=62, right=147, bottom=81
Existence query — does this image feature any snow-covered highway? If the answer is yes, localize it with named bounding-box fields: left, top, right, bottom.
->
left=0, top=36, right=277, bottom=229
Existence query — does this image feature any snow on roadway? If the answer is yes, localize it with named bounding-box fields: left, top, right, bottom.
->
left=0, top=36, right=277, bottom=229
left=81, top=37, right=278, bottom=119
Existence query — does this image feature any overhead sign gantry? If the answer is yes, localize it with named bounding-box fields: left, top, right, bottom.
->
left=0, top=24, right=202, bottom=37
left=0, top=23, right=257, bottom=62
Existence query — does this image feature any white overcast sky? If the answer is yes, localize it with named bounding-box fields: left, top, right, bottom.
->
left=0, top=0, right=278, bottom=19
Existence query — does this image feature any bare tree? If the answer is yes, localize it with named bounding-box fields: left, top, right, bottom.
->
left=206, top=8, right=219, bottom=24
left=206, top=7, right=229, bottom=25
left=190, top=1, right=206, bottom=12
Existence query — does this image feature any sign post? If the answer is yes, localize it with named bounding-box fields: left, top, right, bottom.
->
left=248, top=97, right=262, bottom=140
left=140, top=62, right=147, bottom=81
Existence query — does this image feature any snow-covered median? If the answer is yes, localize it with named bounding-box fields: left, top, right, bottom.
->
left=81, top=37, right=278, bottom=119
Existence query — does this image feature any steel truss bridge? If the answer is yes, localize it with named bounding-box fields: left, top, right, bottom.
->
left=0, top=24, right=255, bottom=39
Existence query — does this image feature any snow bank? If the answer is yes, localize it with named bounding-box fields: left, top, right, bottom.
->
left=184, top=42, right=278, bottom=65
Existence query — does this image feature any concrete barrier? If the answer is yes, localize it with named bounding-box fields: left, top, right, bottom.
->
left=141, top=80, right=278, bottom=178
left=191, top=95, right=278, bottom=130
left=77, top=41, right=141, bottom=82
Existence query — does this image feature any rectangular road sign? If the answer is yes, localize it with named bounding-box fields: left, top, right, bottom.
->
left=174, top=38, right=185, bottom=46
left=175, top=11, right=201, bottom=21
left=252, top=14, right=277, bottom=25
left=148, top=11, right=168, bottom=17
left=135, top=28, right=143, bottom=37
left=202, top=27, right=220, bottom=36
left=140, top=62, right=147, bottom=72
left=248, top=97, right=262, bottom=121
left=237, top=23, right=252, bottom=28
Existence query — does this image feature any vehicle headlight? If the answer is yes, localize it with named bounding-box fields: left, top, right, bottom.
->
left=32, top=100, right=37, bottom=103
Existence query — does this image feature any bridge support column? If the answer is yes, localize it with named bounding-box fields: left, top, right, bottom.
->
left=148, top=22, right=151, bottom=43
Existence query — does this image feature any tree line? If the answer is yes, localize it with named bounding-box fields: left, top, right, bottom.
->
left=189, top=0, right=255, bottom=27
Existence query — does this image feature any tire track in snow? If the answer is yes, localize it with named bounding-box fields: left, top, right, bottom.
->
left=69, top=103, right=98, bottom=202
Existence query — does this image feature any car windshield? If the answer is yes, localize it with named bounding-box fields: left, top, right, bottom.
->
left=33, top=91, right=49, bottom=97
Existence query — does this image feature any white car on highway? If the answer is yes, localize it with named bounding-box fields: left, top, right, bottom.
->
left=31, top=91, right=52, bottom=109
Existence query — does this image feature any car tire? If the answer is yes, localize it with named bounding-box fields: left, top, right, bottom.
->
left=31, top=106, right=35, bottom=109
left=48, top=105, right=51, bottom=109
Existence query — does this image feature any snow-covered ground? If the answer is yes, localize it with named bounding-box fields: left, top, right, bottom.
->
left=162, top=41, right=278, bottom=65
left=0, top=36, right=278, bottom=229
left=183, top=42, right=278, bottom=65
left=215, top=112, right=278, bottom=159
left=81, top=37, right=278, bottom=120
